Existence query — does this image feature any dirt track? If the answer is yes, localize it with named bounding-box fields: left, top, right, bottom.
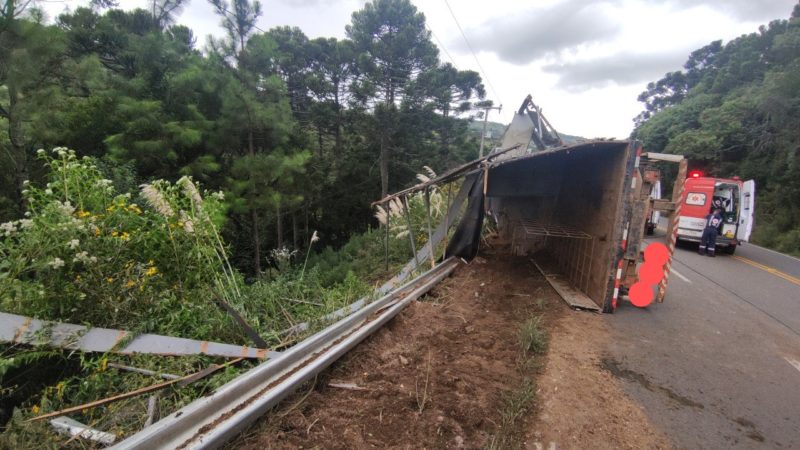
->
left=231, top=246, right=672, bottom=449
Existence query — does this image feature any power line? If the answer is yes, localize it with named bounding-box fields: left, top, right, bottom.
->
left=427, top=25, right=458, bottom=69
left=442, top=0, right=502, bottom=106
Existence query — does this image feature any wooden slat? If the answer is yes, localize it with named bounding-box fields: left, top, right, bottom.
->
left=531, top=259, right=600, bottom=311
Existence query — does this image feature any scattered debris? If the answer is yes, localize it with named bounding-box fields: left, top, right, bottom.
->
left=28, top=358, right=244, bottom=422
left=107, top=363, right=180, bottom=380
left=1, top=312, right=278, bottom=359
left=328, top=383, right=369, bottom=391
left=49, top=416, right=116, bottom=446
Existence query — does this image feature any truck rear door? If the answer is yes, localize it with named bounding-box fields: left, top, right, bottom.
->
left=737, top=179, right=755, bottom=242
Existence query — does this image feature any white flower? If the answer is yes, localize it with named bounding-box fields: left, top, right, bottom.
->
left=310, top=230, right=319, bottom=244
left=211, top=191, right=225, bottom=201
left=24, top=211, right=31, bottom=217
left=36, top=149, right=45, bottom=156
left=1, top=221, right=17, bottom=236
left=22, top=180, right=30, bottom=186
left=68, top=239, right=80, bottom=249
left=45, top=189, right=53, bottom=195
left=48, top=257, right=65, bottom=269
left=18, top=219, right=33, bottom=229
left=56, top=201, right=75, bottom=216
left=73, top=251, right=96, bottom=264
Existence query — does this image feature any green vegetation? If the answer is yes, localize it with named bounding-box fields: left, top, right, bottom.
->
left=0, top=0, right=485, bottom=443
left=635, top=4, right=800, bottom=255
left=486, top=314, right=547, bottom=450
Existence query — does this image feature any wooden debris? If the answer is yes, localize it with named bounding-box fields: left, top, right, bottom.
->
left=107, top=363, right=180, bottom=380
left=328, top=382, right=369, bottom=391
left=50, top=416, right=116, bottom=446
left=27, top=358, right=245, bottom=422
left=1, top=312, right=278, bottom=360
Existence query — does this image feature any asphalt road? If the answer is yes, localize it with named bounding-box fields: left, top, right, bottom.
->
left=605, top=235, right=800, bottom=449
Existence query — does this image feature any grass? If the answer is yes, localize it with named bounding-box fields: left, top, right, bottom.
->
left=518, top=316, right=548, bottom=356
left=486, top=314, right=548, bottom=450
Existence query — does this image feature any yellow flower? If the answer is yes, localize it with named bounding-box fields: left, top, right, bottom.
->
left=125, top=280, right=136, bottom=288
left=111, top=231, right=119, bottom=237
left=31, top=405, right=40, bottom=415
left=106, top=205, right=116, bottom=212
left=56, top=382, right=66, bottom=399
left=75, top=274, right=81, bottom=281
left=120, top=231, right=130, bottom=241
left=100, top=357, right=108, bottom=372
left=94, top=228, right=101, bottom=236
left=145, top=267, right=158, bottom=277
left=139, top=285, right=145, bottom=292
left=77, top=210, right=91, bottom=218
left=106, top=277, right=114, bottom=283
left=148, top=259, right=155, bottom=266
left=127, top=204, right=142, bottom=214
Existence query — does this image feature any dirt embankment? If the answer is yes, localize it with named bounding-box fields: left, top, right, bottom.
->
left=231, top=247, right=672, bottom=449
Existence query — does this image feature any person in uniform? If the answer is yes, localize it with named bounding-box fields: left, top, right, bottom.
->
left=699, top=207, right=723, bottom=257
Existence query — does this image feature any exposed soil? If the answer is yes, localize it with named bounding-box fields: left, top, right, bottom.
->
left=528, top=309, right=673, bottom=449
left=231, top=243, right=673, bottom=449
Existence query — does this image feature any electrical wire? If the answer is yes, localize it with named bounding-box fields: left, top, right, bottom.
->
left=427, top=25, right=458, bottom=69
left=442, top=0, right=502, bottom=106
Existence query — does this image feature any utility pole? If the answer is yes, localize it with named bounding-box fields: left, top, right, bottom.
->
left=479, top=103, right=502, bottom=158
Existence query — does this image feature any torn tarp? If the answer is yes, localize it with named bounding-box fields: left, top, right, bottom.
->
left=445, top=171, right=485, bottom=261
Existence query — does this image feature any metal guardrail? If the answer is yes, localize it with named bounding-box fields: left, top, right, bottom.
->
left=113, top=257, right=459, bottom=449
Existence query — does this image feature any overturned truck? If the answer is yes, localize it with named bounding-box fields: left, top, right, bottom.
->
left=387, top=96, right=687, bottom=313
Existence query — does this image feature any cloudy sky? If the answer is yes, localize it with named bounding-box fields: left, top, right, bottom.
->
left=42, top=0, right=798, bottom=138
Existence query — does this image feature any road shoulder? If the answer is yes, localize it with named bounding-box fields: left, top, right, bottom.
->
left=528, top=310, right=673, bottom=449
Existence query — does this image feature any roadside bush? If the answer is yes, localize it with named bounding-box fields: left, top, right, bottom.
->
left=0, top=148, right=241, bottom=341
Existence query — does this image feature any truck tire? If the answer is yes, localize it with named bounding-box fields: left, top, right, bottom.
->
left=724, top=245, right=736, bottom=255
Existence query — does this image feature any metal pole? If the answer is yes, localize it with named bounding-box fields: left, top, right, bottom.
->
left=479, top=107, right=489, bottom=158
left=403, top=196, right=420, bottom=273
left=423, top=188, right=435, bottom=269
left=443, top=183, right=451, bottom=260
left=384, top=208, right=390, bottom=272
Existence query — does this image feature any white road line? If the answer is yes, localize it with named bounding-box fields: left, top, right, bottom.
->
left=785, top=357, right=800, bottom=374
left=752, top=244, right=800, bottom=262
left=670, top=267, right=692, bottom=284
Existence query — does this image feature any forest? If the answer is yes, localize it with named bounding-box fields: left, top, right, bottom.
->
left=1, top=0, right=487, bottom=275
left=635, top=3, right=800, bottom=255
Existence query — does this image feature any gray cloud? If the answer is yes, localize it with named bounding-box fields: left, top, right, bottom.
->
left=653, top=0, right=796, bottom=22
left=542, top=50, right=689, bottom=92
left=455, top=0, right=621, bottom=65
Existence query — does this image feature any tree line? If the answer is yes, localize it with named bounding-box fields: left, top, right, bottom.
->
left=635, top=2, right=800, bottom=255
left=0, top=0, right=487, bottom=274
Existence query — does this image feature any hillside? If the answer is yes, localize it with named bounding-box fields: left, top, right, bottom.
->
left=635, top=4, right=800, bottom=255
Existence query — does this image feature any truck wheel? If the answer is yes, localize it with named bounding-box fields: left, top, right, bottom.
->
left=724, top=245, right=736, bottom=255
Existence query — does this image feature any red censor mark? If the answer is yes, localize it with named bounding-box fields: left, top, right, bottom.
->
left=631, top=242, right=669, bottom=308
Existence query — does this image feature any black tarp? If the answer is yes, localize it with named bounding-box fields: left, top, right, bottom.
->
left=444, top=172, right=485, bottom=260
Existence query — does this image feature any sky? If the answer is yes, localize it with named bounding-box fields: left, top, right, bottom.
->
left=41, top=0, right=798, bottom=139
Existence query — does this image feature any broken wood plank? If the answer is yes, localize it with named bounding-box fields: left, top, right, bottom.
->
left=328, top=382, right=369, bottom=391
left=0, top=312, right=280, bottom=360
left=50, top=416, right=116, bottom=446
left=27, top=358, right=244, bottom=422
left=107, top=363, right=180, bottom=380
left=531, top=259, right=601, bottom=312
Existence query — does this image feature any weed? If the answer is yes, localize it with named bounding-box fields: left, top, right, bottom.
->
left=415, top=350, right=433, bottom=414
left=518, top=316, right=548, bottom=356
left=485, top=378, right=536, bottom=450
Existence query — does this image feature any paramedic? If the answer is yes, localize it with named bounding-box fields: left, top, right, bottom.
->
left=699, top=208, right=723, bottom=257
